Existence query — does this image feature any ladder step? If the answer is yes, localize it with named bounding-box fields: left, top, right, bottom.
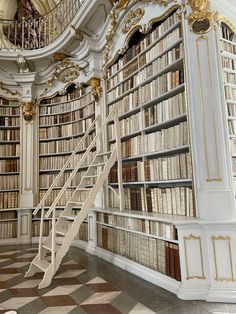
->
left=90, top=162, right=105, bottom=167
left=97, top=151, right=111, bottom=156
left=33, top=257, right=50, bottom=272
left=83, top=175, right=98, bottom=178
left=43, top=242, right=60, bottom=252
left=61, top=214, right=76, bottom=220
left=76, top=187, right=91, bottom=191
left=55, top=226, right=67, bottom=236
left=68, top=201, right=84, bottom=207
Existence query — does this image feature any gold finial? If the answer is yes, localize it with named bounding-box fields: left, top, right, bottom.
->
left=88, top=77, right=102, bottom=103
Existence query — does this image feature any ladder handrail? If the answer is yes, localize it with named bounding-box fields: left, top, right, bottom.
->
left=33, top=116, right=98, bottom=216
left=44, top=105, right=118, bottom=219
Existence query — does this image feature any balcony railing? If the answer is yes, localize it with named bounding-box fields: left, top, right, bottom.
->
left=0, top=0, right=81, bottom=51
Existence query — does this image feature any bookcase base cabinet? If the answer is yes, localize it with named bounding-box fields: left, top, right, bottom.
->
left=176, top=223, right=236, bottom=303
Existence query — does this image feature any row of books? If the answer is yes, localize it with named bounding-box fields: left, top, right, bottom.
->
left=138, top=44, right=183, bottom=85
left=0, top=175, right=19, bottom=189
left=227, top=103, right=236, bottom=117
left=108, top=91, right=139, bottom=116
left=109, top=122, right=188, bottom=158
left=107, top=11, right=179, bottom=77
left=0, top=221, right=17, bottom=239
left=144, top=153, right=192, bottom=181
left=39, top=151, right=96, bottom=170
left=108, top=186, right=194, bottom=216
left=0, top=116, right=20, bottom=126
left=0, top=129, right=20, bottom=141
left=67, top=220, right=88, bottom=241
left=0, top=106, right=19, bottom=116
left=225, top=86, right=236, bottom=101
left=0, top=191, right=19, bottom=208
left=0, top=144, right=20, bottom=156
left=221, top=24, right=235, bottom=42
left=0, top=211, right=17, bottom=219
left=107, top=35, right=182, bottom=90
left=108, top=111, right=141, bottom=139
left=143, top=121, right=188, bottom=152
left=32, top=220, right=51, bottom=237
left=228, top=120, right=236, bottom=135
left=97, top=212, right=177, bottom=240
left=221, top=40, right=236, bottom=55
left=0, top=159, right=20, bottom=172
left=39, top=171, right=87, bottom=187
left=39, top=117, right=94, bottom=139
left=39, top=189, right=75, bottom=206
left=223, top=71, right=236, bottom=85
left=144, top=92, right=186, bottom=127
left=39, top=135, right=96, bottom=155
left=39, top=104, right=95, bottom=124
left=97, top=224, right=181, bottom=280
left=107, top=67, right=184, bottom=103
left=139, top=70, right=184, bottom=105
left=222, top=56, right=236, bottom=71
left=41, top=86, right=92, bottom=105
left=109, top=152, right=191, bottom=183
left=230, top=138, right=236, bottom=155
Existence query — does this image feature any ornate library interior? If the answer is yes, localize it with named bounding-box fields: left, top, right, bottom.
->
left=0, top=0, right=236, bottom=313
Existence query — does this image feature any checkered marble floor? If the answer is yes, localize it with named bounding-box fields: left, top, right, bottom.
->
left=0, top=247, right=155, bottom=314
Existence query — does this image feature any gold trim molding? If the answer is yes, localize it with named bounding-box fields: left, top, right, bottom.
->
left=122, top=8, right=145, bottom=34
left=0, top=82, right=21, bottom=98
left=211, top=235, right=235, bottom=282
left=184, top=234, right=206, bottom=280
left=88, top=77, right=103, bottom=102
left=216, top=14, right=236, bottom=34
left=187, top=0, right=213, bottom=34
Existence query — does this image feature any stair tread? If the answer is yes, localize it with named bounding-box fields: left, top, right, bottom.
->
left=43, top=242, right=60, bottom=252
left=97, top=151, right=111, bottom=156
left=83, top=174, right=98, bottom=178
left=61, top=214, right=76, bottom=220
left=68, top=201, right=84, bottom=205
left=90, top=162, right=105, bottom=167
left=33, top=257, right=50, bottom=271
left=76, top=188, right=91, bottom=190
left=56, top=226, right=67, bottom=236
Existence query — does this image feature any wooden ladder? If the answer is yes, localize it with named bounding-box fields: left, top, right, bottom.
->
left=25, top=106, right=124, bottom=289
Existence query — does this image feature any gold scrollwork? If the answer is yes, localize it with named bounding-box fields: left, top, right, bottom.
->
left=22, top=102, right=35, bottom=123
left=211, top=235, right=235, bottom=282
left=88, top=77, right=103, bottom=103
left=183, top=234, right=206, bottom=280
left=187, top=0, right=213, bottom=34
left=0, top=82, right=21, bottom=97
left=122, top=8, right=145, bottom=34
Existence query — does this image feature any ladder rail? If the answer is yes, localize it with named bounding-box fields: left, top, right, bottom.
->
left=44, top=105, right=118, bottom=219
left=33, top=116, right=98, bottom=216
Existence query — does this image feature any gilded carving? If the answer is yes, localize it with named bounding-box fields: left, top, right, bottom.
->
left=22, top=102, right=34, bottom=123
left=88, top=77, right=103, bottom=102
left=187, top=0, right=213, bottom=34
left=0, top=82, right=21, bottom=97
left=122, top=8, right=145, bottom=34
left=53, top=53, right=69, bottom=62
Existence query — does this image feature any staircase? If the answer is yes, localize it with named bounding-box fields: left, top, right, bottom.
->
left=25, top=107, right=124, bottom=289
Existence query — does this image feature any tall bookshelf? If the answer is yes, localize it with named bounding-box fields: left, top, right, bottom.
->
left=35, top=84, right=95, bottom=240
left=220, top=23, right=236, bottom=194
left=0, top=97, right=20, bottom=240
left=96, top=9, right=195, bottom=282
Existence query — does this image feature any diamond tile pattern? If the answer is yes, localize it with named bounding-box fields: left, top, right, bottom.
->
left=0, top=247, right=154, bottom=314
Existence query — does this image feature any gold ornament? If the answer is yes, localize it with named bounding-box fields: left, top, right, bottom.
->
left=122, top=8, right=145, bottom=34
left=88, top=77, right=102, bottom=102
left=22, top=102, right=34, bottom=123
left=187, top=0, right=213, bottom=34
